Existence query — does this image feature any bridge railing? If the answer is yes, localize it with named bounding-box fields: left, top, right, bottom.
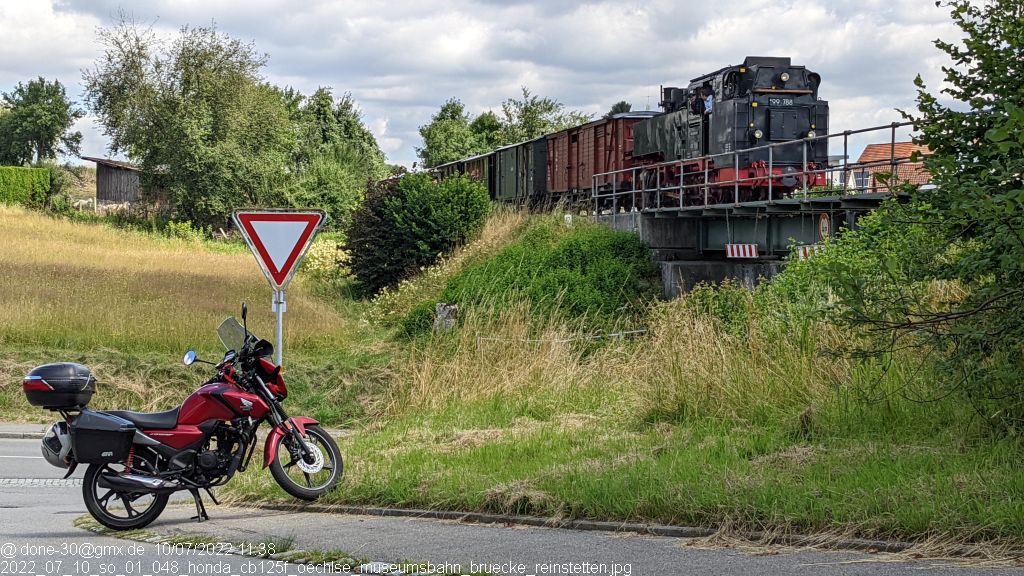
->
left=591, top=120, right=920, bottom=214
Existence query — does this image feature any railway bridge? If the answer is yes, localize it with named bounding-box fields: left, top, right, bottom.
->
left=590, top=121, right=922, bottom=296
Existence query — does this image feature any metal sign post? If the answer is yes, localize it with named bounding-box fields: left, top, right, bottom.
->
left=271, top=289, right=287, bottom=365
left=233, top=210, right=325, bottom=366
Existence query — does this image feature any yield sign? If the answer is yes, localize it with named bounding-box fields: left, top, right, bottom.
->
left=233, top=210, right=325, bottom=290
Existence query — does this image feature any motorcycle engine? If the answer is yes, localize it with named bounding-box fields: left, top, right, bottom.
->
left=197, top=450, right=221, bottom=470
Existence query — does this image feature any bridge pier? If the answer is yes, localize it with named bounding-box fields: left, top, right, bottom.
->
left=660, top=260, right=783, bottom=297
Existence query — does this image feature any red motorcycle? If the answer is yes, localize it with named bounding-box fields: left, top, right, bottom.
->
left=25, top=304, right=342, bottom=530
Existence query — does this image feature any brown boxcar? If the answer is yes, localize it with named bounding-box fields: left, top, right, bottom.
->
left=546, top=112, right=656, bottom=200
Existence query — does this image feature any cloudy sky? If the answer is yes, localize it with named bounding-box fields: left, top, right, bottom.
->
left=0, top=0, right=961, bottom=167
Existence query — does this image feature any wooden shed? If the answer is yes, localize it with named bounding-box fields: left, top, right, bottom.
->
left=81, top=156, right=141, bottom=205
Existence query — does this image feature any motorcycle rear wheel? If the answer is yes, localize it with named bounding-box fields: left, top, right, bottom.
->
left=269, top=425, right=342, bottom=501
left=82, top=459, right=169, bottom=531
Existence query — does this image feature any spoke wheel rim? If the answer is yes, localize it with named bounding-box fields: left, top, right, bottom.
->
left=278, top=431, right=337, bottom=491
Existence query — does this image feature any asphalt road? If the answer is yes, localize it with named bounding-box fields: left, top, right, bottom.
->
left=0, top=438, right=334, bottom=576
left=1, top=437, right=1022, bottom=576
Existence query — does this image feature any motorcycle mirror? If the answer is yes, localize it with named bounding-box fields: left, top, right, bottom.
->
left=241, top=302, right=248, bottom=323
left=183, top=350, right=198, bottom=366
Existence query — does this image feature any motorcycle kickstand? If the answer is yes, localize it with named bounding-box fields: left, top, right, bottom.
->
left=204, top=487, right=220, bottom=506
left=188, top=488, right=209, bottom=522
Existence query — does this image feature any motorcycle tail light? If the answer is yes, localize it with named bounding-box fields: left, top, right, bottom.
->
left=23, top=375, right=53, bottom=391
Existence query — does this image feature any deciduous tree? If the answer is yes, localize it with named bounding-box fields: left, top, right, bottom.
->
left=603, top=100, right=632, bottom=119
left=499, top=87, right=591, bottom=143
left=83, top=20, right=296, bottom=227
left=820, top=0, right=1024, bottom=429
left=0, top=77, right=83, bottom=165
left=416, top=98, right=479, bottom=168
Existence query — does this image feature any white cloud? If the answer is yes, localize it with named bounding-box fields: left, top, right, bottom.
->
left=3, top=0, right=969, bottom=166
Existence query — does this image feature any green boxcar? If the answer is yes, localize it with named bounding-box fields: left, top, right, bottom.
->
left=493, top=137, right=548, bottom=203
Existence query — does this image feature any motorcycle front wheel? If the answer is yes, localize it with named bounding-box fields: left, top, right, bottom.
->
left=82, top=457, right=169, bottom=530
left=269, top=425, right=342, bottom=500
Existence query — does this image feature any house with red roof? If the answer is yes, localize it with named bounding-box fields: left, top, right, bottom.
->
left=849, top=142, right=932, bottom=192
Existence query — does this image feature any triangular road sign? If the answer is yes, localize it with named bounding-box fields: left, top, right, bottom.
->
left=233, top=210, right=325, bottom=290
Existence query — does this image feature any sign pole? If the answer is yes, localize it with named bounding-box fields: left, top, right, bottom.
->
left=272, top=289, right=286, bottom=366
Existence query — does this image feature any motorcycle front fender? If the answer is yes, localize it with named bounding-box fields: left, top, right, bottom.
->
left=262, top=416, right=319, bottom=468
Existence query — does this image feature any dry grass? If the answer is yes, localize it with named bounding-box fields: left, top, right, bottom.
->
left=384, top=297, right=848, bottom=427
left=0, top=205, right=378, bottom=423
left=0, top=204, right=348, bottom=354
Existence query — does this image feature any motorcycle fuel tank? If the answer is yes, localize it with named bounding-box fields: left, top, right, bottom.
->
left=179, top=381, right=270, bottom=424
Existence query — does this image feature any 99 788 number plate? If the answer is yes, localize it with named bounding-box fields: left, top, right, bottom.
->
left=768, top=97, right=795, bottom=106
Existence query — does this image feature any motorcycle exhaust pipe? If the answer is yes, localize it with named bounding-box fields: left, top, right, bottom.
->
left=98, top=473, right=179, bottom=494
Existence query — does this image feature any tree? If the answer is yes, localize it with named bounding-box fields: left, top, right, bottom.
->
left=417, top=91, right=592, bottom=167
left=499, top=87, right=592, bottom=143
left=469, top=110, right=502, bottom=150
left=332, top=92, right=389, bottom=182
left=820, top=0, right=1024, bottom=429
left=0, top=78, right=83, bottom=165
left=83, top=20, right=296, bottom=227
left=284, top=87, right=389, bottom=228
left=603, top=100, right=632, bottom=119
left=416, top=98, right=479, bottom=167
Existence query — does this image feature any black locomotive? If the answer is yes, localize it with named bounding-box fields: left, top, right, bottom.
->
left=631, top=56, right=829, bottom=205
left=432, top=56, right=829, bottom=208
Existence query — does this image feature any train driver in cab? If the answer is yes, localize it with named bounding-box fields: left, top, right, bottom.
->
left=702, top=87, right=714, bottom=115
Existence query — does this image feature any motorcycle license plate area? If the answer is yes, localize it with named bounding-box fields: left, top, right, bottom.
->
left=70, top=410, right=136, bottom=463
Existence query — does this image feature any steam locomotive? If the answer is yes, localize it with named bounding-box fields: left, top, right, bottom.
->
left=433, top=56, right=829, bottom=208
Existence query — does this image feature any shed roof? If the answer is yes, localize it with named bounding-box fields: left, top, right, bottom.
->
left=80, top=156, right=141, bottom=172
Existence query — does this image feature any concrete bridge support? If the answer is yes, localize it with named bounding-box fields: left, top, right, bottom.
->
left=592, top=193, right=892, bottom=297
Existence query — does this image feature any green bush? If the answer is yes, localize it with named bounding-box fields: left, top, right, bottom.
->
left=0, top=167, right=50, bottom=207
left=346, top=173, right=490, bottom=295
left=437, top=219, right=659, bottom=329
left=401, top=301, right=437, bottom=338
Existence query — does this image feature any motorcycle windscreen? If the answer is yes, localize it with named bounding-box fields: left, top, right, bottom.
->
left=217, top=317, right=248, bottom=351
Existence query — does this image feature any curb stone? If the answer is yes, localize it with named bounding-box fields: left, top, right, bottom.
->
left=0, top=432, right=42, bottom=439
left=244, top=502, right=987, bottom=557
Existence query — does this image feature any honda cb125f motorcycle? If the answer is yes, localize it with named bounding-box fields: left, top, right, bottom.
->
left=24, top=304, right=342, bottom=530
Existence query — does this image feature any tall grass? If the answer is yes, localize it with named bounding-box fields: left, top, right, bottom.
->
left=227, top=292, right=1023, bottom=542
left=0, top=205, right=387, bottom=423
left=386, top=298, right=847, bottom=428
left=0, top=204, right=347, bottom=354
left=370, top=206, right=529, bottom=326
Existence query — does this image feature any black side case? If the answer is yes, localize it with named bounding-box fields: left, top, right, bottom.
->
left=71, top=410, right=136, bottom=464
left=23, top=363, right=96, bottom=409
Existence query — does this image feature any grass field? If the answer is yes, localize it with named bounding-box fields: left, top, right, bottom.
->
left=0, top=204, right=390, bottom=424
left=3, top=204, right=1022, bottom=548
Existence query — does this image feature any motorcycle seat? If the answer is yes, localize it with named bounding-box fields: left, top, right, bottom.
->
left=106, top=407, right=180, bottom=430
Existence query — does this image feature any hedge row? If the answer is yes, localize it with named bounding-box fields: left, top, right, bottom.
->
left=0, top=167, right=50, bottom=206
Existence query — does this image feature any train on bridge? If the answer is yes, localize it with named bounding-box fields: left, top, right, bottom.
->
left=433, top=56, right=829, bottom=209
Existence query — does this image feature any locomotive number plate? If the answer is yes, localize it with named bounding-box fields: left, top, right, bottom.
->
left=768, top=97, right=795, bottom=106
